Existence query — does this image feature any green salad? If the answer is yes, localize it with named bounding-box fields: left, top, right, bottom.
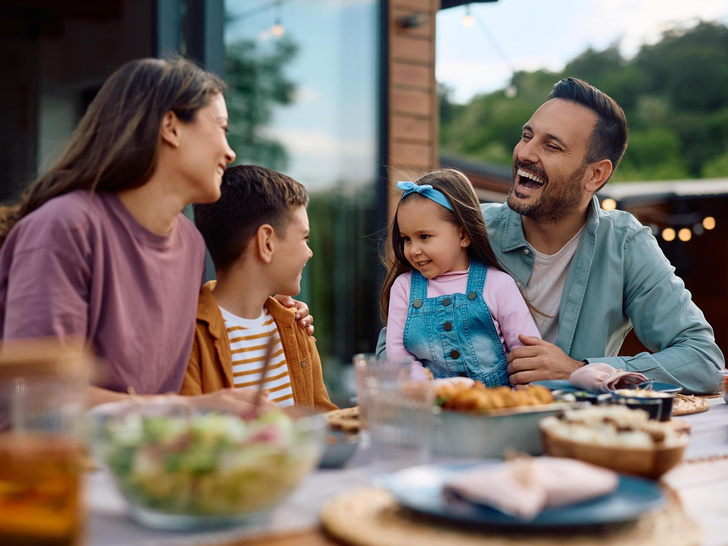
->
left=95, top=410, right=321, bottom=516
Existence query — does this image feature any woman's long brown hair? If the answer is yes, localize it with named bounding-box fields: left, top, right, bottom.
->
left=379, top=169, right=502, bottom=324
left=0, top=56, right=225, bottom=246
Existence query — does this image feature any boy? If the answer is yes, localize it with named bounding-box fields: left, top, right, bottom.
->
left=182, top=165, right=336, bottom=411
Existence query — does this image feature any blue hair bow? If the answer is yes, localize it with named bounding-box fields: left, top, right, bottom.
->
left=397, top=181, right=454, bottom=212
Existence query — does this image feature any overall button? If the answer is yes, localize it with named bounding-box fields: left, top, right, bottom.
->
left=300, top=361, right=307, bottom=368
left=467, top=292, right=477, bottom=300
left=413, top=299, right=423, bottom=308
left=444, top=321, right=453, bottom=331
left=450, top=349, right=460, bottom=359
left=442, top=298, right=451, bottom=306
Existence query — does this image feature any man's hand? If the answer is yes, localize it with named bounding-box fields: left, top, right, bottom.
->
left=506, top=335, right=584, bottom=385
left=274, top=295, right=315, bottom=337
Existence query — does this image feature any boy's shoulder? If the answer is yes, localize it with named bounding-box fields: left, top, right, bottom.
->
left=196, top=281, right=223, bottom=326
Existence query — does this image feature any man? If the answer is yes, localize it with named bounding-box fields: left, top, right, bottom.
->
left=379, top=77, right=723, bottom=394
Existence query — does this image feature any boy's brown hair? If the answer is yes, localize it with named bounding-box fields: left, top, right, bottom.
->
left=194, top=165, right=308, bottom=272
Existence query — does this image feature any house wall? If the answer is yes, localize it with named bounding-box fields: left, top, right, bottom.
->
left=387, top=0, right=440, bottom=219
left=0, top=0, right=153, bottom=202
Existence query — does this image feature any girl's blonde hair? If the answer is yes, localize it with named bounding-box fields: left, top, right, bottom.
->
left=379, top=169, right=501, bottom=324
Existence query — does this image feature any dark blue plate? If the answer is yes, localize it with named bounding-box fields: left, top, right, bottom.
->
left=533, top=379, right=682, bottom=394
left=381, top=462, right=665, bottom=527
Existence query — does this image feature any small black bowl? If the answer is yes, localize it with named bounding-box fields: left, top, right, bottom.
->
left=319, top=431, right=359, bottom=469
left=611, top=390, right=676, bottom=421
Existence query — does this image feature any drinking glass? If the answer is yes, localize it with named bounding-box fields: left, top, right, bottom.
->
left=353, top=354, right=435, bottom=473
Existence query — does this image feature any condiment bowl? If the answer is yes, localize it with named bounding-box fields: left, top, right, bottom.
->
left=611, top=390, right=677, bottom=421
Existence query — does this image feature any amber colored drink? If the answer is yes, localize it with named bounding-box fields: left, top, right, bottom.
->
left=0, top=434, right=82, bottom=546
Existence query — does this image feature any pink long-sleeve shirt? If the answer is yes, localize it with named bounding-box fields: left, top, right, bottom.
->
left=386, top=267, right=541, bottom=363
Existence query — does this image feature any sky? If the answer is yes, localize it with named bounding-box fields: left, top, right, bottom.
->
left=437, top=0, right=728, bottom=103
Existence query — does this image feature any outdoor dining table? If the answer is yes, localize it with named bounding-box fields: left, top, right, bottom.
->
left=85, top=397, right=728, bottom=546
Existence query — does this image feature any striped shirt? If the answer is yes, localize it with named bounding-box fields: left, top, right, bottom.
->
left=219, top=305, right=294, bottom=408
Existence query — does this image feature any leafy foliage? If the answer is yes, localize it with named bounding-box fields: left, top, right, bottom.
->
left=440, top=21, right=728, bottom=182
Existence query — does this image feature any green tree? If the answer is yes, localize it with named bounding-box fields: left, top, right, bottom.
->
left=615, top=128, right=689, bottom=181
left=703, top=148, right=728, bottom=178
left=440, top=20, right=728, bottom=182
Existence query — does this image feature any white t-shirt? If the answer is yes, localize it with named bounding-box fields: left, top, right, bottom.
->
left=523, top=228, right=584, bottom=343
left=219, top=306, right=295, bottom=408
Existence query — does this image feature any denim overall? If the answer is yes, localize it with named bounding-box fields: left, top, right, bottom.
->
left=402, top=261, right=510, bottom=387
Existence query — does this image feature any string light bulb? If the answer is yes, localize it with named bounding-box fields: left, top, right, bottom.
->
left=678, top=228, right=692, bottom=242
left=601, top=198, right=617, bottom=211
left=462, top=5, right=475, bottom=28
left=703, top=216, right=716, bottom=230
left=272, top=0, right=284, bottom=38
left=662, top=228, right=676, bottom=242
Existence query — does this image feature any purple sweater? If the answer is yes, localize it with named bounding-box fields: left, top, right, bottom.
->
left=0, top=191, right=206, bottom=394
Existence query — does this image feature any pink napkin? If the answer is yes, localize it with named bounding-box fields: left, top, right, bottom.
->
left=444, top=458, right=619, bottom=519
left=570, top=362, right=647, bottom=392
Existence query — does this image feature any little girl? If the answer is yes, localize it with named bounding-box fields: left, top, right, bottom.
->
left=380, top=169, right=540, bottom=387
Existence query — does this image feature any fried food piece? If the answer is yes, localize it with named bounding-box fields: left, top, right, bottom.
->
left=440, top=383, right=553, bottom=412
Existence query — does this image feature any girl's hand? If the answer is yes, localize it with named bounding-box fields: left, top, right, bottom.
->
left=274, top=295, right=315, bottom=337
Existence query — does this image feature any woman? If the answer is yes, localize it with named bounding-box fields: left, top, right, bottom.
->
left=0, top=57, right=309, bottom=413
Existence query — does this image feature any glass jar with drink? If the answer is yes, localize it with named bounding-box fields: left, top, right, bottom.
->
left=0, top=340, right=90, bottom=546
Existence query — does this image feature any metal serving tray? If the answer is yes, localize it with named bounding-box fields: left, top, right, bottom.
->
left=431, top=402, right=581, bottom=458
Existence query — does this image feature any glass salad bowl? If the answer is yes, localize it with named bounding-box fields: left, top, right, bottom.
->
left=87, top=399, right=325, bottom=530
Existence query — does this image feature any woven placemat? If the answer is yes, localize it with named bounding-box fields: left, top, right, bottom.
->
left=672, top=394, right=710, bottom=416
left=320, top=487, right=700, bottom=546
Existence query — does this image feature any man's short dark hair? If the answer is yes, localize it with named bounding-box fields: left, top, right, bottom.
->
left=549, top=77, right=628, bottom=183
left=194, top=165, right=308, bottom=272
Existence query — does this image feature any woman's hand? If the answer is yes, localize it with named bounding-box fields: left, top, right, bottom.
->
left=190, top=388, right=277, bottom=415
left=89, top=386, right=277, bottom=417
left=274, top=295, right=315, bottom=337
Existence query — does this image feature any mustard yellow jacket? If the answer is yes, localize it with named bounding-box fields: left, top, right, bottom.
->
left=181, top=282, right=337, bottom=411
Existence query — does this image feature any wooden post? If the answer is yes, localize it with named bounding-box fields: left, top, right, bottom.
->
left=386, top=0, right=440, bottom=222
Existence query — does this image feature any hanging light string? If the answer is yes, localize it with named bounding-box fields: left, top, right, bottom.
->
left=233, top=0, right=285, bottom=38
left=600, top=199, right=716, bottom=243
left=235, top=0, right=281, bottom=21
left=462, top=4, right=515, bottom=90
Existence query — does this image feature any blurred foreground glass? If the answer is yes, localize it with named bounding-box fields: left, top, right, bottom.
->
left=353, top=355, right=435, bottom=473
left=0, top=341, right=90, bottom=546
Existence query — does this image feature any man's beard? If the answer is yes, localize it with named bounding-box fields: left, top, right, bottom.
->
left=507, top=161, right=587, bottom=224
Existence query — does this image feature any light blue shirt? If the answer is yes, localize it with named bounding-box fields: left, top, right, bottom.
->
left=482, top=196, right=723, bottom=394
left=377, top=196, right=723, bottom=394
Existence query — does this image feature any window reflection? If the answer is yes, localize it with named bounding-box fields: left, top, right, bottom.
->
left=224, top=0, right=380, bottom=395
